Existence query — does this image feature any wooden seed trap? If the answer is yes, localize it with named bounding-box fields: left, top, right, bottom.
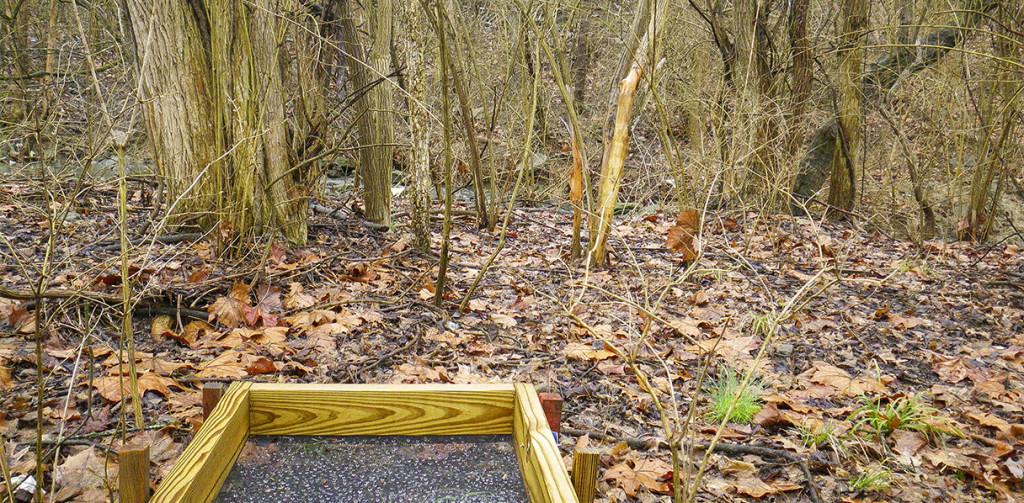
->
left=143, top=383, right=586, bottom=503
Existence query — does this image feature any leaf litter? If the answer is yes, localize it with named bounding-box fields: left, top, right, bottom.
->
left=0, top=184, right=1022, bottom=501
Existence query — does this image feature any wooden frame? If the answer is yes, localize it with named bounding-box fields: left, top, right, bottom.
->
left=151, top=383, right=578, bottom=503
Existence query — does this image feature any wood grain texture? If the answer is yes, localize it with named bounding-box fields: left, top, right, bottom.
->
left=514, top=383, right=578, bottom=503
left=571, top=448, right=601, bottom=503
left=118, top=444, right=150, bottom=503
left=248, top=383, right=516, bottom=436
left=151, top=381, right=251, bottom=503
left=202, top=382, right=225, bottom=419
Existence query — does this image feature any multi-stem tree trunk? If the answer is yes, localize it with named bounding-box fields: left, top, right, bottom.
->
left=398, top=0, right=433, bottom=250
left=125, top=0, right=309, bottom=245
left=963, top=2, right=1021, bottom=240
left=340, top=0, right=397, bottom=226
left=730, top=0, right=775, bottom=203
left=588, top=0, right=666, bottom=267
left=825, top=0, right=867, bottom=218
left=790, top=0, right=999, bottom=214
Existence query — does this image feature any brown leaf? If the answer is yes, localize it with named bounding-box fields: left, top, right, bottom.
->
left=930, top=353, right=969, bottom=383
left=53, top=447, right=108, bottom=502
left=731, top=476, right=802, bottom=499
left=892, top=429, right=928, bottom=464
left=208, top=282, right=252, bottom=328
left=196, top=350, right=251, bottom=379
left=564, top=342, right=617, bottom=362
left=150, top=315, right=175, bottom=342
left=0, top=362, right=11, bottom=390
left=345, top=263, right=377, bottom=283
left=490, top=313, right=518, bottom=329
left=283, top=282, right=316, bottom=310
left=179, top=320, right=217, bottom=347
left=245, top=357, right=278, bottom=376
left=187, top=266, right=210, bottom=283
left=802, top=361, right=887, bottom=397
left=666, top=210, right=700, bottom=262
left=604, top=458, right=672, bottom=496
left=255, top=284, right=282, bottom=311
left=92, top=372, right=182, bottom=402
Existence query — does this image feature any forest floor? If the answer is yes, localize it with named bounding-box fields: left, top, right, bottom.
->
left=1, top=178, right=1023, bottom=502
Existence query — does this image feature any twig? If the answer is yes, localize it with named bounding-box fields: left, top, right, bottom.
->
left=0, top=285, right=208, bottom=321
left=561, top=428, right=826, bottom=503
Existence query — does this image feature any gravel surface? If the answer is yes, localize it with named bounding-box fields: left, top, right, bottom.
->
left=216, top=435, right=528, bottom=503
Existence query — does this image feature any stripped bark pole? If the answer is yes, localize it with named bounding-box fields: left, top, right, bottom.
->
left=588, top=0, right=666, bottom=267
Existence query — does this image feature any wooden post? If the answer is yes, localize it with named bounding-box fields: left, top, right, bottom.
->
left=202, top=382, right=226, bottom=419
left=119, top=444, right=150, bottom=503
left=538, top=392, right=562, bottom=440
left=571, top=447, right=601, bottom=503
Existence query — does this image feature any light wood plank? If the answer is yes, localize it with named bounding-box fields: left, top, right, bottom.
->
left=151, top=382, right=251, bottom=503
left=513, top=383, right=578, bottom=503
left=571, top=448, right=601, bottom=503
left=248, top=383, right=515, bottom=436
left=118, top=444, right=150, bottom=503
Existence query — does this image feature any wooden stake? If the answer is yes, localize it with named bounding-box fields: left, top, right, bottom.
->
left=202, top=382, right=226, bottom=419
left=118, top=444, right=150, bottom=503
left=571, top=447, right=601, bottom=503
left=538, top=392, right=563, bottom=440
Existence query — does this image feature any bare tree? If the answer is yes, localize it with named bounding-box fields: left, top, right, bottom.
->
left=124, top=0, right=310, bottom=245
left=340, top=0, right=398, bottom=226
left=398, top=0, right=433, bottom=250
left=825, top=0, right=867, bottom=217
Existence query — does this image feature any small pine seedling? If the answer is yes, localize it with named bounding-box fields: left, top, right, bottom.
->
left=707, top=368, right=763, bottom=424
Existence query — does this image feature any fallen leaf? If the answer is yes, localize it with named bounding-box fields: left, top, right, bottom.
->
left=667, top=210, right=700, bottom=262
left=208, top=282, right=252, bottom=328
left=178, top=320, right=217, bottom=347
left=283, top=282, right=316, bottom=310
left=92, top=372, right=183, bottom=402
left=604, top=457, right=672, bottom=496
left=802, top=361, right=887, bottom=396
left=0, top=363, right=11, bottom=390
left=490, top=313, right=518, bottom=329
left=564, top=342, right=616, bottom=361
left=53, top=447, right=108, bottom=501
left=150, top=315, right=175, bottom=342
left=731, top=476, right=802, bottom=498
left=892, top=429, right=927, bottom=464
left=245, top=357, right=278, bottom=376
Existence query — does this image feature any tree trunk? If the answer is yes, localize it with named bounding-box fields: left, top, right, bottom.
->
left=570, top=5, right=591, bottom=117
left=825, top=0, right=867, bottom=218
left=125, top=0, right=309, bottom=245
left=963, top=2, right=1021, bottom=240
left=340, top=0, right=397, bottom=226
left=787, top=0, right=812, bottom=150
left=398, top=0, right=433, bottom=251
left=789, top=0, right=999, bottom=214
left=729, top=0, right=775, bottom=203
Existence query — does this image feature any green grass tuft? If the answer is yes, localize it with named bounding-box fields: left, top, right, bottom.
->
left=849, top=466, right=892, bottom=493
left=798, top=421, right=848, bottom=457
left=850, top=394, right=962, bottom=438
left=706, top=368, right=764, bottom=424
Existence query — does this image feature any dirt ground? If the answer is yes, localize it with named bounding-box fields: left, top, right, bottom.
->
left=1, top=179, right=1022, bottom=502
